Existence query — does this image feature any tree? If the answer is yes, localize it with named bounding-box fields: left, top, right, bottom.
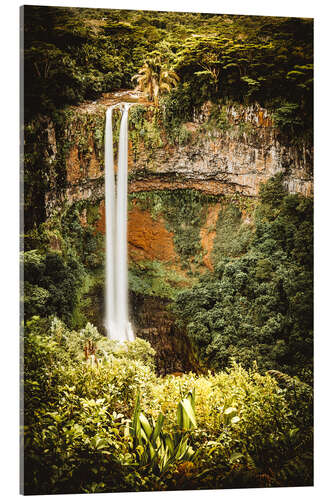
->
left=173, top=176, right=313, bottom=382
left=132, top=52, right=179, bottom=105
left=175, top=36, right=226, bottom=94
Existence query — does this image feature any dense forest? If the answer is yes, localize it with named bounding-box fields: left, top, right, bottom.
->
left=22, top=6, right=313, bottom=494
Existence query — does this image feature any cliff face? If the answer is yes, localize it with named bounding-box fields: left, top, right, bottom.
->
left=128, top=104, right=312, bottom=198
left=42, top=95, right=313, bottom=374
left=45, top=98, right=312, bottom=213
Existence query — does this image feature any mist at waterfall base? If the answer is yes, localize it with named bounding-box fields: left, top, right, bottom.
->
left=104, top=103, right=135, bottom=342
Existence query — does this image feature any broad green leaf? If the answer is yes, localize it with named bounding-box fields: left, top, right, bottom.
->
left=165, top=434, right=175, bottom=454
left=151, top=413, right=164, bottom=445
left=136, top=444, right=144, bottom=457
left=181, top=398, right=197, bottom=428
left=176, top=403, right=182, bottom=427
left=139, top=413, right=153, bottom=439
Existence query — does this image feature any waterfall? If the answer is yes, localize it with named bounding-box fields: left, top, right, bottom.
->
left=104, top=103, right=135, bottom=342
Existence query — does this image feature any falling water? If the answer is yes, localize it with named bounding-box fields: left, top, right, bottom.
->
left=104, top=103, right=135, bottom=342
left=104, top=106, right=116, bottom=339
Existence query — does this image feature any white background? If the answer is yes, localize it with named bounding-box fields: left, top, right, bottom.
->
left=1, top=0, right=331, bottom=498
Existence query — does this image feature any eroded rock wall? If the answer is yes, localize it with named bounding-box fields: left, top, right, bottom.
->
left=130, top=295, right=195, bottom=376
left=45, top=100, right=313, bottom=216
left=42, top=97, right=313, bottom=374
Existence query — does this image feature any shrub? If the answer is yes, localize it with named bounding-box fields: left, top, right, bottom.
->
left=22, top=250, right=84, bottom=324
left=174, top=176, right=313, bottom=381
left=24, top=316, right=313, bottom=493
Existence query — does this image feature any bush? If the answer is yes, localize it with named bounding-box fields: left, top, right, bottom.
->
left=23, top=250, right=83, bottom=324
left=174, top=176, right=313, bottom=381
left=141, top=362, right=313, bottom=489
left=24, top=319, right=159, bottom=494
left=24, top=316, right=313, bottom=493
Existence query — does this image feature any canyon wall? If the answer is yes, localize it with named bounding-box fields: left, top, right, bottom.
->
left=45, top=98, right=312, bottom=212
left=42, top=96, right=313, bottom=374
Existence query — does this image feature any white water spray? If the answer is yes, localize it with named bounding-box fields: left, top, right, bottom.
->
left=104, top=103, right=135, bottom=342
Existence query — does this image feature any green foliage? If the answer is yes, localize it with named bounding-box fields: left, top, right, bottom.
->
left=24, top=320, right=159, bottom=494
left=128, top=105, right=163, bottom=157
left=174, top=16, right=313, bottom=135
left=212, top=204, right=253, bottom=261
left=209, top=104, right=231, bottom=132
left=24, top=318, right=312, bottom=493
left=272, top=102, right=304, bottom=135
left=121, top=337, right=157, bottom=371
left=129, top=391, right=196, bottom=475
left=132, top=52, right=179, bottom=105
left=200, top=103, right=257, bottom=141
left=23, top=200, right=106, bottom=327
left=161, top=83, right=194, bottom=123
left=23, top=119, right=50, bottom=230
left=24, top=7, right=152, bottom=119
left=23, top=250, right=84, bottom=324
left=129, top=260, right=186, bottom=300
left=24, top=7, right=312, bottom=140
left=153, top=363, right=312, bottom=489
left=174, top=176, right=313, bottom=381
left=59, top=202, right=105, bottom=269
left=160, top=83, right=196, bottom=143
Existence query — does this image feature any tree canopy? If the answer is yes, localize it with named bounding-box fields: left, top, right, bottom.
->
left=174, top=176, right=313, bottom=383
left=24, top=6, right=313, bottom=133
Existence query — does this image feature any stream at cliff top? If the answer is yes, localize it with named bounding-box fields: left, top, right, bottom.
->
left=104, top=103, right=135, bottom=342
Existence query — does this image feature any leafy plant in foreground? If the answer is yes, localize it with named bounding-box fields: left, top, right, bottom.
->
left=129, top=390, right=197, bottom=475
left=24, top=317, right=313, bottom=492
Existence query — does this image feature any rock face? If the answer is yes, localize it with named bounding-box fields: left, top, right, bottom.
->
left=130, top=295, right=195, bottom=376
left=128, top=104, right=312, bottom=198
left=127, top=207, right=177, bottom=263
left=45, top=100, right=313, bottom=215
left=43, top=96, right=313, bottom=374
left=97, top=200, right=178, bottom=263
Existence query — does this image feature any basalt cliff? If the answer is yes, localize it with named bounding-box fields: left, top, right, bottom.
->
left=40, top=92, right=313, bottom=374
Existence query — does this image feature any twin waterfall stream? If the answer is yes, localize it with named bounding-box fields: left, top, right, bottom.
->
left=104, top=103, right=135, bottom=342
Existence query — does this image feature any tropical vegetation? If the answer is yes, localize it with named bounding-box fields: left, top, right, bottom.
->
left=132, top=52, right=179, bottom=105
left=24, top=318, right=313, bottom=494
left=22, top=5, right=313, bottom=495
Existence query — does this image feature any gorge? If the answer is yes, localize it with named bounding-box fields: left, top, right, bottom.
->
left=30, top=92, right=313, bottom=375
left=22, top=9, right=314, bottom=493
